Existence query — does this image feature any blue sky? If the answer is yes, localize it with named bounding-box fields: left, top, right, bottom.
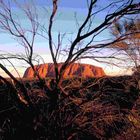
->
left=0, top=0, right=110, bottom=50
left=0, top=0, right=136, bottom=77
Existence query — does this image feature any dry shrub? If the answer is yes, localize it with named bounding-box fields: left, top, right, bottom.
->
left=27, top=76, right=139, bottom=139
left=0, top=76, right=140, bottom=140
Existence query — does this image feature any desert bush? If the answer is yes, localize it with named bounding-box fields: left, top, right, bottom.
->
left=0, top=75, right=140, bottom=139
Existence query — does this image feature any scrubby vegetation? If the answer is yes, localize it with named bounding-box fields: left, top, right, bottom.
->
left=0, top=1, right=140, bottom=139
left=0, top=75, right=140, bottom=140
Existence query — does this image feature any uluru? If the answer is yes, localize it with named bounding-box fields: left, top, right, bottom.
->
left=23, top=63, right=105, bottom=78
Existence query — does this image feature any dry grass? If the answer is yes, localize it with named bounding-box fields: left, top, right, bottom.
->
left=0, top=75, right=140, bottom=139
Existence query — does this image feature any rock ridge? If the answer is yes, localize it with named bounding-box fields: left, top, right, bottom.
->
left=23, top=63, right=105, bottom=78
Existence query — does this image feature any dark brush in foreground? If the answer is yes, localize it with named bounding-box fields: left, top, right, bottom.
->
left=0, top=74, right=140, bottom=140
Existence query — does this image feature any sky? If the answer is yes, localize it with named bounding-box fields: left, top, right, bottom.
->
left=0, top=0, right=136, bottom=77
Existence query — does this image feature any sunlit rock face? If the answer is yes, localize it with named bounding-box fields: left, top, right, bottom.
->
left=23, top=63, right=105, bottom=78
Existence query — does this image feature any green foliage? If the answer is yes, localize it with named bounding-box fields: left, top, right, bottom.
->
left=111, top=19, right=140, bottom=71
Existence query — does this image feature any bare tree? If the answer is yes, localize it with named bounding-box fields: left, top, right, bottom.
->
left=47, top=0, right=140, bottom=86
left=0, top=0, right=45, bottom=107
left=0, top=0, right=139, bottom=109
left=0, top=1, right=140, bottom=139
